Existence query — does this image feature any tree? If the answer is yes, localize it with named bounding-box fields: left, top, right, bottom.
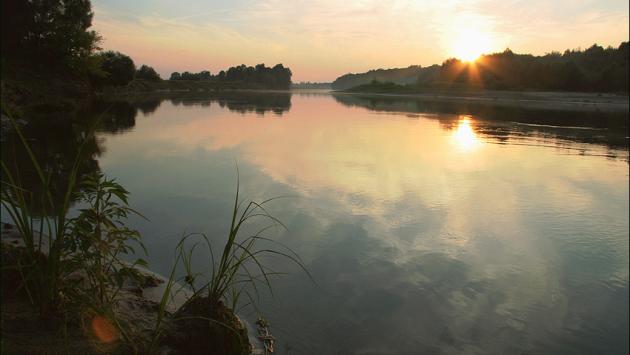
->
left=135, top=65, right=161, bottom=81
left=1, top=0, right=100, bottom=69
left=271, top=64, right=292, bottom=89
left=198, top=70, right=211, bottom=80
left=170, top=72, right=181, bottom=80
left=95, top=51, right=135, bottom=86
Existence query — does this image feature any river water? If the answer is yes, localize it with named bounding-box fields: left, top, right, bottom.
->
left=6, top=91, right=629, bottom=354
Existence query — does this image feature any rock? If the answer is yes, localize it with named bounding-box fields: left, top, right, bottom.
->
left=142, top=274, right=164, bottom=288
left=164, top=298, right=252, bottom=355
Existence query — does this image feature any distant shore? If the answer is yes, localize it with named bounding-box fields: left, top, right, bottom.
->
left=334, top=89, right=629, bottom=113
left=105, top=84, right=629, bottom=113
left=99, top=79, right=291, bottom=97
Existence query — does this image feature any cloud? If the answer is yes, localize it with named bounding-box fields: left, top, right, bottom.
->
left=91, top=0, right=629, bottom=81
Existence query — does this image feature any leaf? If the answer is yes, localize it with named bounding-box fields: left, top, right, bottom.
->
left=134, top=258, right=149, bottom=268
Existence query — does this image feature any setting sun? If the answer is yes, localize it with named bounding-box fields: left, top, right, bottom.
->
left=2, top=1, right=629, bottom=354
left=452, top=29, right=493, bottom=62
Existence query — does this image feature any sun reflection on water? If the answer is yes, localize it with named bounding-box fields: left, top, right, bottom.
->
left=452, top=116, right=479, bottom=151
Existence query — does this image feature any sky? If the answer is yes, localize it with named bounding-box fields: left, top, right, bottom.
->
left=91, top=0, right=629, bottom=82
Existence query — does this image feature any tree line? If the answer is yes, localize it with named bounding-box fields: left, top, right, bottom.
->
left=331, top=65, right=428, bottom=90
left=169, top=63, right=292, bottom=89
left=0, top=0, right=291, bottom=103
left=436, top=43, right=629, bottom=92
left=1, top=1, right=160, bottom=93
left=333, top=42, right=629, bottom=93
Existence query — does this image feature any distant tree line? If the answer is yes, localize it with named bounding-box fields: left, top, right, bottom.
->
left=334, top=42, right=629, bottom=93
left=169, top=64, right=292, bottom=89
left=1, top=0, right=292, bottom=93
left=292, top=82, right=332, bottom=89
left=437, top=43, right=629, bottom=92
left=331, top=65, right=427, bottom=90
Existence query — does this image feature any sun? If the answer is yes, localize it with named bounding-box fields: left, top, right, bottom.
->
left=452, top=29, right=493, bottom=62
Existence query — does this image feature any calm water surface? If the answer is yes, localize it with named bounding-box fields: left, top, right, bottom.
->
left=61, top=92, right=630, bottom=353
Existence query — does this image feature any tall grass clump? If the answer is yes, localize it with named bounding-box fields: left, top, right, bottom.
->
left=1, top=115, right=87, bottom=319
left=2, top=112, right=312, bottom=353
left=66, top=172, right=147, bottom=308
left=192, top=175, right=310, bottom=308
left=153, top=175, right=312, bottom=354
left=1, top=114, right=146, bottom=332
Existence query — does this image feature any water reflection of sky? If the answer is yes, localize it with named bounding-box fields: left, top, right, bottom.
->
left=97, top=94, right=628, bottom=354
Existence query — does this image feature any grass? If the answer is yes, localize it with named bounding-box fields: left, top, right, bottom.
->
left=1, top=114, right=87, bottom=319
left=143, top=172, right=312, bottom=353
left=2, top=113, right=312, bottom=353
left=1, top=112, right=146, bottom=351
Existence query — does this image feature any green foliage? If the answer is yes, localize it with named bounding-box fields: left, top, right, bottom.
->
left=135, top=65, right=162, bottom=81
left=65, top=172, right=147, bottom=307
left=1, top=114, right=90, bottom=318
left=225, top=64, right=292, bottom=89
left=138, top=177, right=311, bottom=354
left=93, top=51, right=136, bottom=87
left=174, top=175, right=312, bottom=312
left=1, top=114, right=145, bottom=327
left=336, top=42, right=629, bottom=93
left=1, top=0, right=100, bottom=70
left=332, top=65, right=429, bottom=90
left=437, top=42, right=629, bottom=92
left=1, top=0, right=101, bottom=113
left=170, top=70, right=212, bottom=81
left=169, top=64, right=292, bottom=89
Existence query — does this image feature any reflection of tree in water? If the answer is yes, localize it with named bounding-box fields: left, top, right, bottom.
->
left=1, top=92, right=294, bottom=214
left=83, top=100, right=138, bottom=134
left=168, top=92, right=292, bottom=116
left=1, top=99, right=152, bottom=214
left=332, top=94, right=629, bottom=151
left=134, top=98, right=162, bottom=116
left=1, top=117, right=102, bottom=215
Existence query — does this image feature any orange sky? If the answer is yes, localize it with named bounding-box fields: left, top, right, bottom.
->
left=92, top=0, right=629, bottom=82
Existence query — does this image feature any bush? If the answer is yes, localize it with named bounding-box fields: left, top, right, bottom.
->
left=93, top=51, right=136, bottom=87
left=135, top=65, right=161, bottom=81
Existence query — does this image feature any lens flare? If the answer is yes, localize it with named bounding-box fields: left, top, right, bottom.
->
left=91, top=315, right=119, bottom=344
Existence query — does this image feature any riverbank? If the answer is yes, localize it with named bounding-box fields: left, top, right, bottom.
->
left=0, top=223, right=269, bottom=354
left=0, top=68, right=290, bottom=120
left=0, top=66, right=93, bottom=118
left=100, top=79, right=291, bottom=97
left=337, top=87, right=629, bottom=113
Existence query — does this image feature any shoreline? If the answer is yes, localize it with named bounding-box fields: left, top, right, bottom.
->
left=100, top=86, right=629, bottom=113
left=333, top=89, right=629, bottom=113
left=0, top=223, right=267, bottom=354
